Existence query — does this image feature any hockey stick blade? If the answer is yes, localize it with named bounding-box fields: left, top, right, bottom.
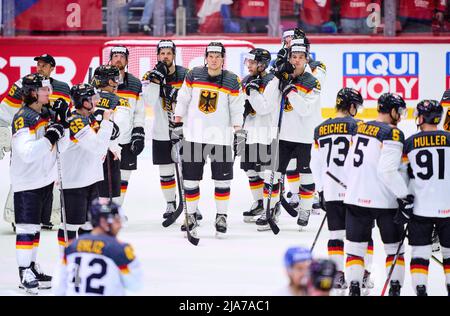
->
left=268, top=218, right=280, bottom=235
left=162, top=201, right=183, bottom=227
left=280, top=196, right=298, bottom=217
left=187, top=231, right=200, bottom=246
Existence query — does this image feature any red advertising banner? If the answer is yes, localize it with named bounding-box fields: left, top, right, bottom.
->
left=15, top=0, right=102, bottom=31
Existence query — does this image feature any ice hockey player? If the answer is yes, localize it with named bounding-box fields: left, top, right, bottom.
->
left=1, top=54, right=71, bottom=231
left=173, top=42, right=244, bottom=238
left=91, top=65, right=131, bottom=219
left=240, top=48, right=274, bottom=223
left=140, top=40, right=194, bottom=221
left=10, top=73, right=70, bottom=294
left=344, top=93, right=408, bottom=296
left=275, top=246, right=312, bottom=296
left=57, top=83, right=114, bottom=255
left=280, top=28, right=326, bottom=216
left=441, top=89, right=450, bottom=131
left=52, top=199, right=143, bottom=296
left=390, top=100, right=450, bottom=296
left=306, top=259, right=337, bottom=296
left=109, top=46, right=146, bottom=209
left=257, top=42, right=321, bottom=231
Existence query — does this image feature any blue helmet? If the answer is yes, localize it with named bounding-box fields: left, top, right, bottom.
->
left=284, top=247, right=312, bottom=268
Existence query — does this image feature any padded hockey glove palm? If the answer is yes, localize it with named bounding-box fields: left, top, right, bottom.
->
left=53, top=98, right=71, bottom=128
left=148, top=62, right=168, bottom=83
left=233, top=129, right=247, bottom=157
left=245, top=78, right=261, bottom=96
left=281, top=82, right=297, bottom=99
left=44, top=123, right=65, bottom=146
left=163, top=85, right=178, bottom=104
left=130, top=126, right=145, bottom=156
left=110, top=121, right=120, bottom=141
left=169, top=121, right=183, bottom=145
left=394, top=194, right=414, bottom=225
left=243, top=100, right=255, bottom=117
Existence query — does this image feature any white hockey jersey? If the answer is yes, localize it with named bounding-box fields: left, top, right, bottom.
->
left=264, top=72, right=321, bottom=144
left=242, top=73, right=276, bottom=145
left=344, top=120, right=407, bottom=209
left=174, top=66, right=244, bottom=146
left=10, top=106, right=69, bottom=192
left=53, top=234, right=143, bottom=296
left=310, top=116, right=359, bottom=202
left=60, top=112, right=113, bottom=189
left=141, top=66, right=189, bottom=141
left=116, top=73, right=145, bottom=145
left=404, top=130, right=450, bottom=218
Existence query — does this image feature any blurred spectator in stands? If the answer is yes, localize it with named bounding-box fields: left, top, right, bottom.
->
left=197, top=0, right=240, bottom=33
left=294, top=0, right=337, bottom=33
left=398, top=0, right=447, bottom=33
left=232, top=0, right=269, bottom=33
left=338, top=0, right=381, bottom=34
left=119, top=0, right=175, bottom=34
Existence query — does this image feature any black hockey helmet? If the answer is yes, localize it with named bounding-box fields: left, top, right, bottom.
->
left=415, top=99, right=443, bottom=125
left=70, top=83, right=99, bottom=109
left=109, top=45, right=129, bottom=60
left=157, top=39, right=176, bottom=54
left=244, top=48, right=271, bottom=70
left=205, top=42, right=226, bottom=58
left=89, top=198, right=121, bottom=228
left=336, top=87, right=363, bottom=114
left=377, top=92, right=407, bottom=115
left=22, top=73, right=52, bottom=103
left=440, top=89, right=450, bottom=107
left=309, top=259, right=337, bottom=292
left=91, top=65, right=120, bottom=88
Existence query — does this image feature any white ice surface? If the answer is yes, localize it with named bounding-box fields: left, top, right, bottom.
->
left=0, top=119, right=447, bottom=296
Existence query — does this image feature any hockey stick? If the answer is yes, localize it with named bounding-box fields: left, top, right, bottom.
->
left=381, top=224, right=408, bottom=296
left=325, top=171, right=347, bottom=189
left=55, top=143, right=68, bottom=245
left=106, top=151, right=113, bottom=204
left=279, top=175, right=298, bottom=217
left=265, top=95, right=287, bottom=235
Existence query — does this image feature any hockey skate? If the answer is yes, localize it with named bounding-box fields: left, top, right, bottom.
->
left=297, top=208, right=311, bottom=230
left=215, top=214, right=227, bottom=239
left=163, top=201, right=176, bottom=219
left=388, top=280, right=401, bottom=296
left=243, top=199, right=264, bottom=223
left=311, top=192, right=321, bottom=215
left=416, top=285, right=427, bottom=296
left=181, top=208, right=202, bottom=231
left=348, top=281, right=361, bottom=296
left=256, top=203, right=280, bottom=232
left=183, top=214, right=198, bottom=238
left=19, top=263, right=52, bottom=290
left=18, top=267, right=39, bottom=295
left=361, top=270, right=374, bottom=296
left=332, top=271, right=348, bottom=296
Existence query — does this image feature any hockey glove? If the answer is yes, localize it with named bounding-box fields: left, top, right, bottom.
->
left=245, top=78, right=261, bottom=96
left=163, top=85, right=179, bottom=104
left=0, top=126, right=11, bottom=160
left=274, top=62, right=295, bottom=81
left=233, top=129, right=247, bottom=157
left=281, top=82, right=297, bottom=99
left=44, top=123, right=65, bottom=146
left=130, top=126, right=145, bottom=156
left=110, top=121, right=120, bottom=141
left=169, top=121, right=183, bottom=145
left=394, top=194, right=414, bottom=225
left=53, top=98, right=71, bottom=128
left=243, top=100, right=255, bottom=117
left=148, top=62, right=168, bottom=83
left=318, top=191, right=326, bottom=211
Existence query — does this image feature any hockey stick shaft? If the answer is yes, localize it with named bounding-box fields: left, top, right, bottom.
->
left=55, top=143, right=68, bottom=244
left=310, top=214, right=327, bottom=252
left=106, top=151, right=113, bottom=204
left=325, top=171, right=347, bottom=189
left=381, top=224, right=408, bottom=296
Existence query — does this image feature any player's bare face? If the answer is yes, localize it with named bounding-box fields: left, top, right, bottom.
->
left=36, top=61, right=53, bottom=78
left=246, top=59, right=258, bottom=76
left=290, top=53, right=307, bottom=75
left=110, top=216, right=122, bottom=236
left=111, top=53, right=127, bottom=70
left=158, top=49, right=175, bottom=68
left=207, top=53, right=224, bottom=72
left=36, top=86, right=51, bottom=104
left=284, top=36, right=293, bottom=48
left=288, top=261, right=310, bottom=288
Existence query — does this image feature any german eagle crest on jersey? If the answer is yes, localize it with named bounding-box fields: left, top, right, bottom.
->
left=199, top=90, right=218, bottom=114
